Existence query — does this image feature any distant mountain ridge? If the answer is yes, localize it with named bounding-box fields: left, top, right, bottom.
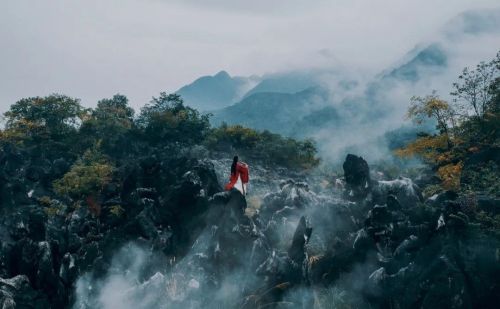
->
left=174, top=8, right=500, bottom=161
left=176, top=70, right=321, bottom=112
left=175, top=70, right=257, bottom=111
left=209, top=41, right=451, bottom=140
left=242, top=72, right=319, bottom=98
left=211, top=87, right=330, bottom=135
left=381, top=43, right=448, bottom=82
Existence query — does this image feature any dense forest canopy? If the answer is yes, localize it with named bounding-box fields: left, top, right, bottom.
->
left=0, top=92, right=319, bottom=165
left=0, top=89, right=320, bottom=220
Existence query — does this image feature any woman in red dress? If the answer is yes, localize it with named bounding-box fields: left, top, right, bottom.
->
left=225, top=156, right=249, bottom=195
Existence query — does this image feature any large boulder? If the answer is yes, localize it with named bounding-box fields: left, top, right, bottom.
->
left=260, top=180, right=318, bottom=220
left=0, top=275, right=50, bottom=308
left=372, top=177, right=423, bottom=208
left=288, top=216, right=312, bottom=266
left=343, top=154, right=371, bottom=200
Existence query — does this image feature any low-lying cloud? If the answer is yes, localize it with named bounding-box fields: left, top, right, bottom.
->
left=1, top=0, right=499, bottom=112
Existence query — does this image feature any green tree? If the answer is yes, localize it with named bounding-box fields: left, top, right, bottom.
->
left=79, top=94, right=135, bottom=155
left=94, top=94, right=134, bottom=129
left=207, top=124, right=319, bottom=169
left=398, top=51, right=500, bottom=191
left=407, top=93, right=456, bottom=148
left=451, top=51, right=500, bottom=121
left=137, top=93, right=210, bottom=144
left=2, top=94, right=85, bottom=158
left=53, top=144, right=113, bottom=215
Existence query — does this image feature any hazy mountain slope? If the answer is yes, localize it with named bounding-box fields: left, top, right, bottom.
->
left=381, top=43, right=448, bottom=82
left=208, top=42, right=449, bottom=158
left=187, top=9, right=500, bottom=161
left=289, top=106, right=342, bottom=137
left=243, top=72, right=319, bottom=98
left=176, top=71, right=256, bottom=111
left=211, top=87, right=329, bottom=135
left=443, top=8, right=500, bottom=36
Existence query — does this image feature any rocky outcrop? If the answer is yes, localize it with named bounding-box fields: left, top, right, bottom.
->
left=372, top=176, right=423, bottom=208
left=343, top=154, right=371, bottom=200
left=0, top=275, right=50, bottom=308
left=1, top=144, right=499, bottom=309
left=0, top=142, right=226, bottom=308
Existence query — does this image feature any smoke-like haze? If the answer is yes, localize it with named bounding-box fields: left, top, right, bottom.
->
left=0, top=0, right=498, bottom=112
left=71, top=160, right=383, bottom=309
left=304, top=10, right=500, bottom=162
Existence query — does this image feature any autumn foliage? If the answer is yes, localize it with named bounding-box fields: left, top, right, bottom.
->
left=396, top=51, right=499, bottom=191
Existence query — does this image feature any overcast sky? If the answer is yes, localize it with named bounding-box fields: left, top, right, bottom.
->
left=0, top=0, right=498, bottom=111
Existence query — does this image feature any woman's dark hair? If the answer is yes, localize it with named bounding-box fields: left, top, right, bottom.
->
left=231, top=156, right=238, bottom=175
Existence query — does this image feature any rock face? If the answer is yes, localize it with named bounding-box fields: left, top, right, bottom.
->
left=0, top=143, right=226, bottom=308
left=0, top=275, right=50, bottom=308
left=1, top=146, right=499, bottom=309
left=343, top=154, right=371, bottom=199
left=373, top=176, right=423, bottom=207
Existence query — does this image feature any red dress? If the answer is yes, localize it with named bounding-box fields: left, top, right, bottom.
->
left=225, top=162, right=249, bottom=191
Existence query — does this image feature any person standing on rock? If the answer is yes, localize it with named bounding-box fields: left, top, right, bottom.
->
left=225, top=155, right=249, bottom=195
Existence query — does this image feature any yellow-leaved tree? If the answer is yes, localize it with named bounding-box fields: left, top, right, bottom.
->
left=53, top=143, right=113, bottom=216
left=395, top=93, right=463, bottom=190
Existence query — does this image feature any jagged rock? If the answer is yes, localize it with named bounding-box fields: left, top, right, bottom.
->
left=135, top=187, right=157, bottom=199
left=152, top=228, right=174, bottom=254
left=343, top=154, right=371, bottom=199
left=261, top=180, right=318, bottom=221
left=256, top=250, right=299, bottom=283
left=393, top=235, right=419, bottom=257
left=59, top=253, right=78, bottom=286
left=476, top=194, right=500, bottom=214
left=365, top=205, right=391, bottom=227
left=308, top=238, right=360, bottom=285
left=413, top=168, right=440, bottom=188
left=373, top=177, right=423, bottom=207
left=25, top=165, right=45, bottom=182
left=386, top=194, right=402, bottom=211
left=36, top=241, right=64, bottom=304
left=78, top=241, right=101, bottom=272
left=425, top=190, right=458, bottom=207
left=208, top=189, right=247, bottom=223
left=205, top=189, right=257, bottom=266
left=368, top=267, right=386, bottom=285
left=288, top=216, right=312, bottom=264
left=51, top=158, right=70, bottom=178
left=1, top=140, right=498, bottom=309
left=6, top=205, right=47, bottom=242
left=0, top=275, right=50, bottom=308
left=190, top=160, right=222, bottom=197
left=353, top=228, right=372, bottom=251
left=127, top=206, right=158, bottom=240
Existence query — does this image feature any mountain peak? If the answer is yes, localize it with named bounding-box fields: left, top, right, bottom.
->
left=176, top=70, right=250, bottom=111
left=444, top=8, right=500, bottom=37
left=214, top=70, right=231, bottom=79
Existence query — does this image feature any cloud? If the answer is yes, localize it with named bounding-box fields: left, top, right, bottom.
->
left=0, top=0, right=498, bottom=113
left=167, top=0, right=330, bottom=14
